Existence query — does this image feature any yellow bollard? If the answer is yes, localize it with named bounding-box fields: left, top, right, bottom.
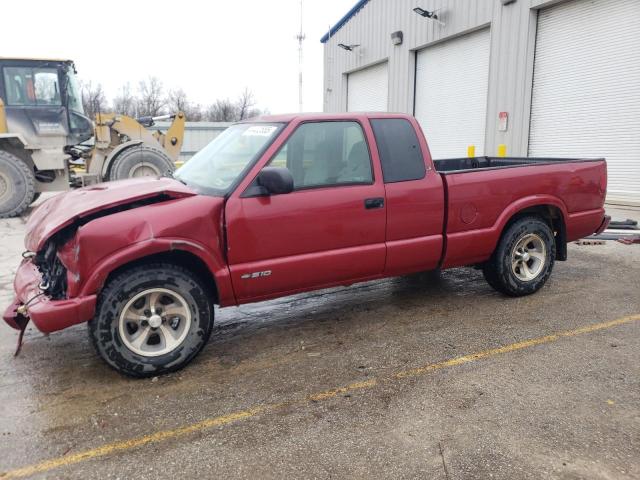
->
left=467, top=145, right=476, bottom=157
left=497, top=144, right=507, bottom=157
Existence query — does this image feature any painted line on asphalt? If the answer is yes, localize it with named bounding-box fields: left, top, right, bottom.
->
left=2, top=313, right=639, bottom=479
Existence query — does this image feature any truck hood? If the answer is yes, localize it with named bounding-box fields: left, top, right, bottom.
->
left=25, top=177, right=197, bottom=252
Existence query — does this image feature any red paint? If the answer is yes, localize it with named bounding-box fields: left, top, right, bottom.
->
left=25, top=177, right=196, bottom=252
left=3, top=113, right=608, bottom=335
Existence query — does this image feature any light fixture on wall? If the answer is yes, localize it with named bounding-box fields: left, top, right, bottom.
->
left=413, top=7, right=445, bottom=26
left=338, top=43, right=360, bottom=51
left=413, top=7, right=437, bottom=18
left=391, top=31, right=403, bottom=46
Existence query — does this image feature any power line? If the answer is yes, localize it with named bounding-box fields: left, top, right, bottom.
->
left=296, top=0, right=305, bottom=112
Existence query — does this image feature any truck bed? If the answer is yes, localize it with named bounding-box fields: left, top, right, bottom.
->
left=433, top=156, right=604, bottom=174
left=435, top=156, right=608, bottom=269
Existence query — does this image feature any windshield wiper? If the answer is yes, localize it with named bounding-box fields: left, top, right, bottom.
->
left=163, top=169, right=187, bottom=185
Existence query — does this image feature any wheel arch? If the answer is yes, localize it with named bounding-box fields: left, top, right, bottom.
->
left=499, top=203, right=567, bottom=261
left=101, top=249, right=220, bottom=304
left=76, top=235, right=235, bottom=307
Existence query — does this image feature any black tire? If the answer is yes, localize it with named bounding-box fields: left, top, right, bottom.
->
left=108, top=145, right=175, bottom=181
left=89, top=263, right=214, bottom=377
left=0, top=150, right=36, bottom=218
left=482, top=216, right=555, bottom=297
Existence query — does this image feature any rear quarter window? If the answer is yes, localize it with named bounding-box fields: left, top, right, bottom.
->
left=371, top=118, right=426, bottom=183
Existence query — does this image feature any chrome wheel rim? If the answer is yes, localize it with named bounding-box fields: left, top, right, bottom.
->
left=129, top=162, right=161, bottom=178
left=511, top=233, right=546, bottom=282
left=118, top=288, right=191, bottom=357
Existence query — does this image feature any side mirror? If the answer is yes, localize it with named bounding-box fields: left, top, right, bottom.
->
left=256, top=167, right=294, bottom=195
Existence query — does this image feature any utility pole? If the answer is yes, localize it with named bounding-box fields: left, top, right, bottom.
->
left=296, top=0, right=305, bottom=112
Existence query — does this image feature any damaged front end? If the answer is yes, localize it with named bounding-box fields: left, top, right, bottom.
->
left=3, top=230, right=73, bottom=331
left=34, top=237, right=69, bottom=301
left=4, top=177, right=197, bottom=339
left=3, top=243, right=75, bottom=356
left=3, top=241, right=94, bottom=337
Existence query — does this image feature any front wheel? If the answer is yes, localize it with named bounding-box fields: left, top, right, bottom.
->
left=89, top=263, right=214, bottom=377
left=483, top=216, right=555, bottom=297
left=0, top=151, right=36, bottom=218
left=107, top=145, right=175, bottom=181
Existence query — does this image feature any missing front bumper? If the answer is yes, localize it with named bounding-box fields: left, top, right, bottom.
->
left=2, top=259, right=97, bottom=334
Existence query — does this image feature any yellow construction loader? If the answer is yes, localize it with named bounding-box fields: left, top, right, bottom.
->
left=0, top=58, right=185, bottom=217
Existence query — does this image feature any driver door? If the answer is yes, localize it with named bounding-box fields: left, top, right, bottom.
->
left=225, top=119, right=387, bottom=303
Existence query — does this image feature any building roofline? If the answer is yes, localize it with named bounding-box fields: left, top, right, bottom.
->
left=0, top=57, right=74, bottom=63
left=320, top=0, right=370, bottom=43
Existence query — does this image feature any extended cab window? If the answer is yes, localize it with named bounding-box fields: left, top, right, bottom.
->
left=2, top=67, right=61, bottom=106
left=269, top=121, right=373, bottom=189
left=371, top=118, right=426, bottom=183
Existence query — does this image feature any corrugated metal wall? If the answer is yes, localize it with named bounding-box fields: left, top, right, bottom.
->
left=528, top=0, right=640, bottom=205
left=323, top=0, right=545, bottom=156
left=154, top=122, right=230, bottom=161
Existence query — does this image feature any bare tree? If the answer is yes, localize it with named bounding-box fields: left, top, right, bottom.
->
left=205, top=98, right=238, bottom=122
left=166, top=88, right=203, bottom=121
left=87, top=79, right=267, bottom=123
left=112, top=83, right=137, bottom=117
left=80, top=81, right=109, bottom=119
left=236, top=87, right=257, bottom=120
left=136, top=77, right=166, bottom=117
left=204, top=89, right=264, bottom=122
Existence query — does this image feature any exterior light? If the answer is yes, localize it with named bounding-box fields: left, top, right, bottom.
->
left=413, top=7, right=438, bottom=19
left=338, top=43, right=360, bottom=51
left=390, top=31, right=403, bottom=46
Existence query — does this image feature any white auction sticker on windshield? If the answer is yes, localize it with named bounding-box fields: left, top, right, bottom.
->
left=242, top=125, right=277, bottom=137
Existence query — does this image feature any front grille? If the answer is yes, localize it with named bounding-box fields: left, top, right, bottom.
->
left=34, top=241, right=67, bottom=300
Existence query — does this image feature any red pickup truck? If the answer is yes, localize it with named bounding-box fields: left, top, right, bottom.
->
left=3, top=113, right=609, bottom=376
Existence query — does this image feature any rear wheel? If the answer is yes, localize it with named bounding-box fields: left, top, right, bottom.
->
left=483, top=216, right=555, bottom=297
left=0, top=150, right=35, bottom=218
left=108, top=145, right=175, bottom=181
left=89, top=263, right=214, bottom=377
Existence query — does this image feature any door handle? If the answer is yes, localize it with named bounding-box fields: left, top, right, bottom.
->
left=364, top=197, right=384, bottom=209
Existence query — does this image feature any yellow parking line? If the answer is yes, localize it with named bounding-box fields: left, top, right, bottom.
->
left=2, top=313, right=639, bottom=479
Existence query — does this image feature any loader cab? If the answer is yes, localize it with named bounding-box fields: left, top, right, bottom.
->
left=0, top=58, right=93, bottom=147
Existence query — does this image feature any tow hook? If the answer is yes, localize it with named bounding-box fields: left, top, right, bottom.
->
left=13, top=309, right=30, bottom=357
left=13, top=314, right=29, bottom=357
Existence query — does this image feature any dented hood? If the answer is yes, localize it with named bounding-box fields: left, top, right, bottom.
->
left=25, top=177, right=197, bottom=252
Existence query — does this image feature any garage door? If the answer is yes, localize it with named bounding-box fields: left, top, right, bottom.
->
left=529, top=0, right=640, bottom=205
left=414, top=28, right=491, bottom=159
left=347, top=62, right=388, bottom=112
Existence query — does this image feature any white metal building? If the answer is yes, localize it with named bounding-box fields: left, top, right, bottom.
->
left=322, top=0, right=640, bottom=205
left=154, top=121, right=230, bottom=162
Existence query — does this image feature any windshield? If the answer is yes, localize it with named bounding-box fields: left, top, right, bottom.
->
left=175, top=123, right=282, bottom=194
left=64, top=68, right=84, bottom=114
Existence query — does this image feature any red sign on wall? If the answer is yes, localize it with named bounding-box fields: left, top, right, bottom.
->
left=498, top=111, right=508, bottom=132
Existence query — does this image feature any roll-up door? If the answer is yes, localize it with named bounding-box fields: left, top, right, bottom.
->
left=414, top=28, right=491, bottom=159
left=529, top=0, right=640, bottom=205
left=347, top=62, right=388, bottom=112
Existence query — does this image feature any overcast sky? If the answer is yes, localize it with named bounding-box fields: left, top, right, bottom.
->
left=2, top=0, right=355, bottom=113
